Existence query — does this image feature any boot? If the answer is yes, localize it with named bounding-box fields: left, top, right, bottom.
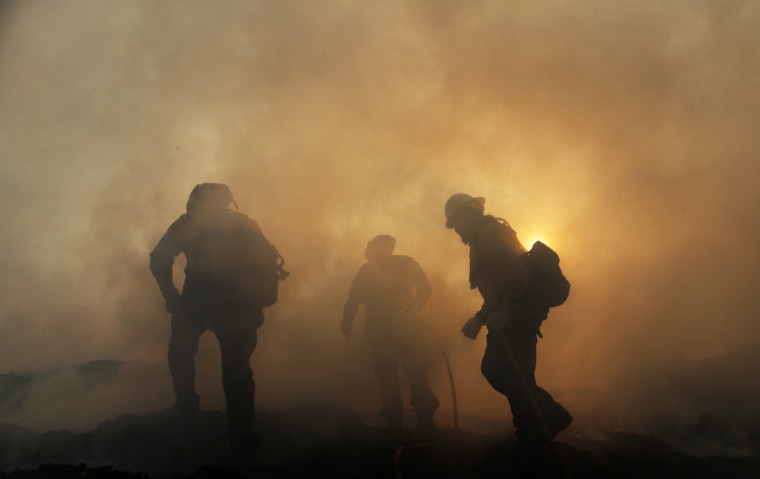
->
left=383, top=411, right=403, bottom=430
left=230, top=431, right=260, bottom=471
left=548, top=408, right=573, bottom=437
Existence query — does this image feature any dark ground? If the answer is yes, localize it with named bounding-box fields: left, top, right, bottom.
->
left=1, top=399, right=758, bottom=479
left=2, top=345, right=760, bottom=478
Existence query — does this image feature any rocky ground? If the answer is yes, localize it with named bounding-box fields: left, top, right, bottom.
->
left=2, top=345, right=760, bottom=478
left=0, top=399, right=758, bottom=479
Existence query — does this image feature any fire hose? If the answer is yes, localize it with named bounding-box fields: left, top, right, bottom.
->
left=392, top=320, right=459, bottom=479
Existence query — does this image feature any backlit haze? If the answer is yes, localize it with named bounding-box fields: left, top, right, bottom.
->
left=1, top=0, right=759, bottom=432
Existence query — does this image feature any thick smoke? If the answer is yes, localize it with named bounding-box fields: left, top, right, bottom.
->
left=1, top=0, right=759, bottom=433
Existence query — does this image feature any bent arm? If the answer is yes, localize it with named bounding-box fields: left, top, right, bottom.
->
left=342, top=266, right=368, bottom=334
left=149, top=217, right=186, bottom=301
left=342, top=269, right=366, bottom=323
left=408, top=259, right=431, bottom=316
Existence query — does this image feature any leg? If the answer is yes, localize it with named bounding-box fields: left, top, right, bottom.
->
left=481, top=327, right=571, bottom=440
left=167, top=312, right=207, bottom=415
left=368, top=337, right=403, bottom=429
left=509, top=333, right=572, bottom=439
left=399, top=336, right=439, bottom=430
left=214, top=310, right=261, bottom=450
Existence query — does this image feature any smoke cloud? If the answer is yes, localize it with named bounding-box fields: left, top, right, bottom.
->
left=1, top=0, right=759, bottom=432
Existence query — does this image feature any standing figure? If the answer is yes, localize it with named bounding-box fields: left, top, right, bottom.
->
left=149, top=183, right=284, bottom=454
left=341, top=235, right=440, bottom=431
left=444, top=193, right=572, bottom=446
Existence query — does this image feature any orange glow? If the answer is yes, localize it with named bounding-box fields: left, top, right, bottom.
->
left=0, top=1, right=758, bottom=439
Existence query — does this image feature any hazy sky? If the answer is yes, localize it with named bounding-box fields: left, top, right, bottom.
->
left=1, top=0, right=759, bottom=426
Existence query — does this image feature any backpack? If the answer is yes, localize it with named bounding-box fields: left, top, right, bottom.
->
left=243, top=236, right=290, bottom=308
left=522, top=241, right=570, bottom=308
left=257, top=247, right=290, bottom=308
left=181, top=183, right=289, bottom=309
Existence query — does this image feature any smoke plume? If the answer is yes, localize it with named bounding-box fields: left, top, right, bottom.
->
left=1, top=0, right=759, bottom=432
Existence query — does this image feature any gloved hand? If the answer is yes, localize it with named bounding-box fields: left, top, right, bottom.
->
left=486, top=309, right=512, bottom=333
left=164, top=291, right=183, bottom=315
left=461, top=315, right=484, bottom=340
